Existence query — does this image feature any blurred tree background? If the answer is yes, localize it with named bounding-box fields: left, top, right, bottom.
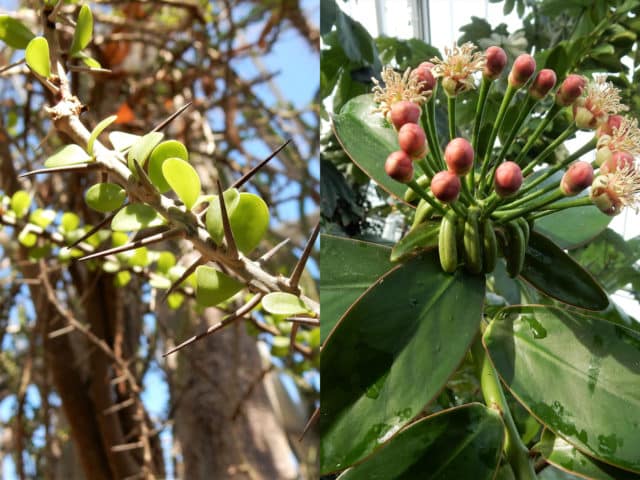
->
left=0, top=1, right=319, bottom=479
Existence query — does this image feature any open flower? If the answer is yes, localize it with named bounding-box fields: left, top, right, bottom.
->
left=430, top=42, right=485, bottom=97
left=372, top=67, right=429, bottom=118
left=590, top=164, right=640, bottom=215
left=573, top=74, right=628, bottom=129
left=596, top=115, right=640, bottom=156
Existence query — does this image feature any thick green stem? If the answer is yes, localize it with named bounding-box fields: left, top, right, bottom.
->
left=493, top=189, right=565, bottom=223
left=539, top=196, right=592, bottom=211
left=479, top=84, right=517, bottom=193
left=427, top=88, right=445, bottom=168
left=471, top=336, right=536, bottom=480
left=521, top=125, right=576, bottom=177
left=470, top=77, right=492, bottom=195
left=513, top=103, right=562, bottom=167
left=422, top=99, right=444, bottom=170
left=417, top=158, right=435, bottom=178
left=448, top=95, right=456, bottom=141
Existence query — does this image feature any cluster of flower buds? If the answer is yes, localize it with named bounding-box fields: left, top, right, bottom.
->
left=368, top=40, right=639, bottom=274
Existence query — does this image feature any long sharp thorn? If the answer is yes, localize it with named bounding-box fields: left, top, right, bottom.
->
left=258, top=238, right=290, bottom=263
left=217, top=179, right=238, bottom=259
left=299, top=407, right=320, bottom=442
left=151, top=102, right=193, bottom=133
left=231, top=139, right=291, bottom=189
left=77, top=228, right=183, bottom=262
left=163, top=294, right=262, bottom=356
left=19, top=163, right=99, bottom=178
left=289, top=223, right=320, bottom=289
left=68, top=206, right=125, bottom=249
left=160, top=256, right=203, bottom=304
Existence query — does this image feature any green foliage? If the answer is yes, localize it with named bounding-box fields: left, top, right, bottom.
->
left=45, top=144, right=92, bottom=168
left=0, top=15, right=35, bottom=49
left=148, top=140, right=189, bottom=193
left=25, top=37, right=51, bottom=78
left=69, top=4, right=93, bottom=56
left=262, top=292, right=311, bottom=316
left=85, top=183, right=127, bottom=213
left=88, top=115, right=117, bottom=156
left=111, top=204, right=166, bottom=232
left=127, top=132, right=164, bottom=175
left=162, top=158, right=200, bottom=210
left=195, top=265, right=244, bottom=307
left=10, top=190, right=31, bottom=218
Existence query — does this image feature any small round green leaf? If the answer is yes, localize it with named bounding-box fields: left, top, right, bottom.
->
left=87, top=115, right=117, bottom=156
left=85, top=183, right=126, bottom=212
left=0, top=15, right=35, bottom=49
left=109, top=131, right=140, bottom=151
left=167, top=292, right=184, bottom=309
left=18, top=227, right=37, bottom=247
left=60, top=212, right=80, bottom=232
left=148, top=141, right=189, bottom=193
left=195, top=265, right=244, bottom=307
left=69, top=4, right=93, bottom=56
left=205, top=188, right=240, bottom=244
left=45, top=144, right=91, bottom=168
left=156, top=251, right=176, bottom=274
left=126, top=247, right=149, bottom=268
left=114, top=270, right=131, bottom=287
left=127, top=132, right=164, bottom=174
left=262, top=292, right=310, bottom=316
left=25, top=37, right=51, bottom=78
left=111, top=203, right=166, bottom=232
left=162, top=158, right=201, bottom=210
left=29, top=208, right=56, bottom=228
left=10, top=190, right=31, bottom=218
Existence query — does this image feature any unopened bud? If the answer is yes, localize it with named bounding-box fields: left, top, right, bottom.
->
left=398, top=123, right=427, bottom=158
left=600, top=151, right=635, bottom=175
left=430, top=171, right=461, bottom=203
left=561, top=161, right=594, bottom=196
left=484, top=46, right=507, bottom=80
left=444, top=137, right=474, bottom=175
left=508, top=54, right=536, bottom=88
left=385, top=151, right=414, bottom=183
left=529, top=69, right=557, bottom=99
left=556, top=74, right=586, bottom=107
left=390, top=101, right=421, bottom=130
left=412, top=62, right=436, bottom=94
left=596, top=114, right=624, bottom=138
left=494, top=161, right=523, bottom=197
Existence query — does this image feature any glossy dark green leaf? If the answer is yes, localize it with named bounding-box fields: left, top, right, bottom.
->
left=484, top=305, right=640, bottom=473
left=520, top=231, right=609, bottom=311
left=530, top=170, right=611, bottom=249
left=321, top=251, right=485, bottom=473
left=69, top=4, right=93, bottom=56
left=111, top=203, right=166, bottom=232
left=320, top=235, right=393, bottom=342
left=25, top=37, right=50, bottom=78
left=0, top=15, right=35, bottom=49
left=390, top=222, right=439, bottom=262
left=333, top=94, right=410, bottom=203
left=535, top=430, right=640, bottom=480
left=338, top=404, right=504, bottom=480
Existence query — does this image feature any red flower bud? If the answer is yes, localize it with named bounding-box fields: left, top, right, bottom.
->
left=600, top=151, right=635, bottom=175
left=484, top=46, right=507, bottom=80
left=430, top=171, right=461, bottom=203
left=494, top=161, right=523, bottom=197
left=560, top=161, right=594, bottom=196
left=529, top=69, right=557, bottom=99
left=385, top=151, right=414, bottom=183
left=444, top=137, right=474, bottom=175
left=398, top=123, right=427, bottom=158
left=555, top=74, right=586, bottom=107
left=412, top=62, right=436, bottom=94
left=508, top=54, right=536, bottom=88
left=596, top=114, right=624, bottom=138
left=390, top=101, right=421, bottom=130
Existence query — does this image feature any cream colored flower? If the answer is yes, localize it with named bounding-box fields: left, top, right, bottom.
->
left=574, top=74, right=628, bottom=129
left=596, top=116, right=640, bottom=156
left=590, top=164, right=640, bottom=215
left=430, top=42, right=485, bottom=96
left=371, top=67, right=429, bottom=118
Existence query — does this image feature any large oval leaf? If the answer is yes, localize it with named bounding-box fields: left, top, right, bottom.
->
left=338, top=404, right=504, bottom=480
left=111, top=203, right=166, bottom=232
left=520, top=231, right=609, bottom=311
left=484, top=305, right=640, bottom=473
left=390, top=221, right=439, bottom=262
left=262, top=292, right=310, bottom=316
left=69, top=4, right=93, bottom=56
left=162, top=158, right=200, bottom=210
left=320, top=251, right=485, bottom=473
left=148, top=140, right=189, bottom=193
left=535, top=430, right=640, bottom=480
left=320, top=235, right=393, bottom=342
left=332, top=94, right=410, bottom=203
left=25, top=37, right=50, bottom=78
left=525, top=170, right=611, bottom=249
left=195, top=265, right=244, bottom=307
left=0, top=15, right=35, bottom=49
